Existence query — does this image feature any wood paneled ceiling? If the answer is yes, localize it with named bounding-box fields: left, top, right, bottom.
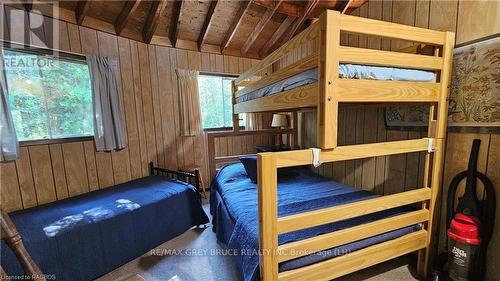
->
left=7, top=0, right=366, bottom=59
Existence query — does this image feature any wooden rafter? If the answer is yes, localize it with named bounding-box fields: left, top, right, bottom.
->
left=75, top=0, right=89, bottom=25
left=115, top=0, right=141, bottom=35
left=220, top=0, right=251, bottom=54
left=197, top=0, right=219, bottom=51
left=288, top=0, right=319, bottom=38
left=23, top=0, right=32, bottom=12
left=143, top=0, right=168, bottom=44
left=269, top=0, right=319, bottom=53
left=254, top=0, right=302, bottom=17
left=342, top=0, right=354, bottom=14
left=255, top=0, right=366, bottom=18
left=169, top=0, right=184, bottom=48
left=241, top=0, right=283, bottom=55
left=259, top=15, right=295, bottom=57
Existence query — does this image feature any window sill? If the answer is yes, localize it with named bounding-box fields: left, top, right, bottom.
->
left=203, top=126, right=245, bottom=133
left=19, top=136, right=94, bottom=147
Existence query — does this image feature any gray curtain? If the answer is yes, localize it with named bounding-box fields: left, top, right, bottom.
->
left=0, top=49, right=19, bottom=162
left=86, top=55, right=126, bottom=152
left=246, top=113, right=257, bottom=130
left=176, top=69, right=202, bottom=136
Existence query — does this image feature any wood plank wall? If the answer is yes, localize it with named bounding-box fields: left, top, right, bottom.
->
left=354, top=2, right=500, bottom=280
left=295, top=1, right=500, bottom=279
left=0, top=5, right=272, bottom=212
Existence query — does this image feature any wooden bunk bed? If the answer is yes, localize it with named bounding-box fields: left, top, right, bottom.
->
left=228, top=10, right=454, bottom=281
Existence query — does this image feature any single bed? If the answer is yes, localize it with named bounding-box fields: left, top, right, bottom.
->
left=236, top=64, right=436, bottom=103
left=1, top=172, right=209, bottom=281
left=210, top=163, right=420, bottom=281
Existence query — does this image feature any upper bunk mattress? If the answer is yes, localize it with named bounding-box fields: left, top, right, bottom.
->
left=236, top=64, right=436, bottom=103
left=210, top=163, right=421, bottom=281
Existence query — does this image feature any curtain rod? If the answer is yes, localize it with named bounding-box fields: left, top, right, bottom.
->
left=199, top=71, right=239, bottom=78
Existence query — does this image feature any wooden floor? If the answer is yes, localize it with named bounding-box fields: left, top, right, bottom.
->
left=98, top=201, right=421, bottom=281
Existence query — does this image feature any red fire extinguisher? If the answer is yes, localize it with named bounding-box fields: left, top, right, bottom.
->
left=447, top=214, right=481, bottom=281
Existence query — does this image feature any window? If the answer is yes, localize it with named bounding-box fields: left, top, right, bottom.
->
left=198, top=74, right=244, bottom=130
left=3, top=48, right=93, bottom=141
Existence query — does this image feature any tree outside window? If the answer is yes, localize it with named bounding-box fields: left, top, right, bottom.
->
left=198, top=74, right=244, bottom=130
left=3, top=49, right=93, bottom=141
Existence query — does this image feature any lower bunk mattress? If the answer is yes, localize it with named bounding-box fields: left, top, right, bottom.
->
left=236, top=64, right=436, bottom=103
left=210, top=163, right=421, bottom=281
left=1, top=175, right=209, bottom=281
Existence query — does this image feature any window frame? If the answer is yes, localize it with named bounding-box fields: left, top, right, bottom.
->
left=198, top=71, right=245, bottom=132
left=2, top=42, right=94, bottom=145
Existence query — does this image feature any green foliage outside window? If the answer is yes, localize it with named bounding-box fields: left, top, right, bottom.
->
left=198, top=75, right=244, bottom=129
left=3, top=49, right=93, bottom=141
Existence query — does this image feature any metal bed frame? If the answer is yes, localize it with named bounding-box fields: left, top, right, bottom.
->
left=149, top=162, right=201, bottom=201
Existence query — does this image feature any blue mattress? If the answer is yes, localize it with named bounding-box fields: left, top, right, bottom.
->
left=1, top=175, right=209, bottom=281
left=210, top=163, right=420, bottom=281
left=236, top=64, right=436, bottom=103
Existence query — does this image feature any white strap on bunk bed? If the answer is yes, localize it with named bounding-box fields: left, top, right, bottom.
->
left=310, top=148, right=322, bottom=167
left=423, top=137, right=436, bottom=153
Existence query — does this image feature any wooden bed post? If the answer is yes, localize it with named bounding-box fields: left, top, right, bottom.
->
left=232, top=80, right=240, bottom=133
left=1, top=210, right=46, bottom=281
left=292, top=111, right=299, bottom=149
left=317, top=10, right=340, bottom=149
left=257, top=153, right=278, bottom=280
left=418, top=31, right=455, bottom=277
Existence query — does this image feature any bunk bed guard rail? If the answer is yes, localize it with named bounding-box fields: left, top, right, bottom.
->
left=258, top=138, right=443, bottom=281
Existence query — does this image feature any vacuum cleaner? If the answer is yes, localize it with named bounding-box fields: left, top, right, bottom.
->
left=432, top=139, right=496, bottom=281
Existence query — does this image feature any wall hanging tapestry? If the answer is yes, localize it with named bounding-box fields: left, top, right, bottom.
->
left=385, top=34, right=499, bottom=133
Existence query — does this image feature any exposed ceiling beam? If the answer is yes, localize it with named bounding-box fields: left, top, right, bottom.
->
left=143, top=0, right=169, bottom=44
left=23, top=0, right=32, bottom=12
left=287, top=0, right=320, bottom=38
left=258, top=15, right=294, bottom=57
left=169, top=0, right=184, bottom=48
left=269, top=0, right=319, bottom=52
left=342, top=0, right=354, bottom=14
left=197, top=0, right=219, bottom=51
left=75, top=0, right=90, bottom=25
left=255, top=0, right=366, bottom=18
left=253, top=0, right=302, bottom=17
left=241, top=0, right=283, bottom=55
left=220, top=0, right=251, bottom=54
left=115, top=0, right=141, bottom=35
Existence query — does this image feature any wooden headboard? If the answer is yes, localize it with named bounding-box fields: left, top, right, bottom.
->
left=206, top=127, right=297, bottom=185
